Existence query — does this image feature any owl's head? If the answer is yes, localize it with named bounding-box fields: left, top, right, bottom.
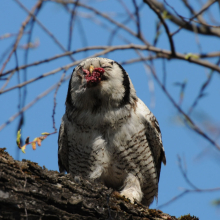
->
left=66, top=57, right=137, bottom=110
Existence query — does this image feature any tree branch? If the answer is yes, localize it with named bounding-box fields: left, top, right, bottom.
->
left=2, top=44, right=220, bottom=78
left=0, top=148, right=183, bottom=220
left=143, top=0, right=220, bottom=37
left=143, top=0, right=176, bottom=56
left=0, top=0, right=43, bottom=75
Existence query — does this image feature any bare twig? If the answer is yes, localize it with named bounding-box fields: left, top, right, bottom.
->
left=148, top=62, right=220, bottom=151
left=172, top=0, right=218, bottom=36
left=0, top=0, right=43, bottom=75
left=158, top=154, right=220, bottom=208
left=158, top=186, right=220, bottom=209
left=52, top=70, right=67, bottom=132
left=188, top=57, right=220, bottom=114
left=2, top=45, right=220, bottom=78
left=15, top=0, right=75, bottom=62
left=0, top=76, right=70, bottom=131
left=0, top=31, right=30, bottom=40
left=49, top=0, right=150, bottom=45
left=118, top=0, right=136, bottom=22
left=17, top=2, right=42, bottom=138
left=144, top=0, right=176, bottom=55
left=177, top=155, right=199, bottom=190
left=132, top=0, right=141, bottom=37
left=67, top=0, right=80, bottom=51
left=143, top=0, right=220, bottom=37
left=182, top=0, right=207, bottom=25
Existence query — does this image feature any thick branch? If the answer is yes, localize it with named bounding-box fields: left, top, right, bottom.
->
left=0, top=148, right=182, bottom=220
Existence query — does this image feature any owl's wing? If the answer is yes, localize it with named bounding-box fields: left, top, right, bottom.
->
left=58, top=115, right=69, bottom=173
left=137, top=98, right=166, bottom=182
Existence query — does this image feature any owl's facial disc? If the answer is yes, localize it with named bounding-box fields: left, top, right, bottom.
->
left=82, top=65, right=105, bottom=87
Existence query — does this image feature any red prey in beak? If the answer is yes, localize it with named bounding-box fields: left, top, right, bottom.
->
left=82, top=65, right=105, bottom=86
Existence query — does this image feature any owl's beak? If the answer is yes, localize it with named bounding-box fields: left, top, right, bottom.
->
left=89, top=65, right=94, bottom=75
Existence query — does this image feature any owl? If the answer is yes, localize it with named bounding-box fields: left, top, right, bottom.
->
left=58, top=57, right=166, bottom=207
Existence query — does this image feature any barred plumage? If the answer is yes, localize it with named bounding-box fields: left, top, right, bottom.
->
left=58, top=57, right=166, bottom=207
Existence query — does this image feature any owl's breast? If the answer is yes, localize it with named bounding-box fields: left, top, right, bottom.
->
left=66, top=122, right=110, bottom=177
left=101, top=114, right=146, bottom=188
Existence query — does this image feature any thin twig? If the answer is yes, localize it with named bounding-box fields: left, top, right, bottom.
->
left=52, top=70, right=67, bottom=132
left=50, top=0, right=150, bottom=45
left=148, top=62, right=220, bottom=151
left=182, top=0, right=207, bottom=25
left=158, top=186, right=220, bottom=209
left=118, top=0, right=136, bottom=22
left=158, top=154, right=220, bottom=209
left=0, top=76, right=70, bottom=131
left=188, top=57, right=220, bottom=114
left=15, top=0, right=75, bottom=62
left=67, top=0, right=79, bottom=51
left=177, top=155, right=199, bottom=190
left=171, top=0, right=218, bottom=36
left=144, top=0, right=176, bottom=55
left=0, top=0, right=43, bottom=75
left=2, top=45, right=220, bottom=78
left=0, top=31, right=30, bottom=40
left=143, top=0, right=220, bottom=37
left=132, top=0, right=141, bottom=37
left=17, top=2, right=42, bottom=138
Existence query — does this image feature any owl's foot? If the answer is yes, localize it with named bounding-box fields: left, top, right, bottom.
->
left=120, top=188, right=142, bottom=204
left=120, top=173, right=143, bottom=204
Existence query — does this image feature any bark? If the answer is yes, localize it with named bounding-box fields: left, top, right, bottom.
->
left=0, top=148, right=196, bottom=220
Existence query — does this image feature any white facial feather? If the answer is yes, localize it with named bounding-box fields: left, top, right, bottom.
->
left=58, top=57, right=166, bottom=207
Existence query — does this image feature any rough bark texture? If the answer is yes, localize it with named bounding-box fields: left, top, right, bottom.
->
left=0, top=148, right=197, bottom=220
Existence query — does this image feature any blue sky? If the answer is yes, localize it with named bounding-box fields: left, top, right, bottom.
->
left=1, top=0, right=220, bottom=219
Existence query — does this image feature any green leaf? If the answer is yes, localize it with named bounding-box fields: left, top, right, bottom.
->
left=41, top=132, right=50, bottom=136
left=162, top=11, right=172, bottom=20
left=16, top=129, right=21, bottom=147
left=185, top=53, right=199, bottom=60
left=21, top=144, right=26, bottom=154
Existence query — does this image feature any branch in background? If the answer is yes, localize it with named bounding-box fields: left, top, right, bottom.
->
left=1, top=45, right=220, bottom=94
left=50, top=0, right=150, bottom=45
left=15, top=0, right=75, bottom=62
left=118, top=0, right=137, bottom=23
left=17, top=1, right=42, bottom=145
left=182, top=0, right=208, bottom=25
left=143, top=0, right=176, bottom=56
left=143, top=0, right=220, bottom=37
left=0, top=0, right=43, bottom=75
left=171, top=0, right=218, bottom=36
left=52, top=70, right=67, bottom=133
left=132, top=0, right=141, bottom=37
left=1, top=44, right=220, bottom=83
left=66, top=0, right=80, bottom=51
left=158, top=186, right=220, bottom=209
left=188, top=57, right=220, bottom=115
left=0, top=75, right=70, bottom=131
left=0, top=31, right=30, bottom=40
left=158, top=155, right=220, bottom=209
left=148, top=62, right=220, bottom=151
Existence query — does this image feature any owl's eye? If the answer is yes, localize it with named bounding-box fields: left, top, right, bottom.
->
left=102, top=65, right=113, bottom=69
left=100, top=61, right=113, bottom=69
